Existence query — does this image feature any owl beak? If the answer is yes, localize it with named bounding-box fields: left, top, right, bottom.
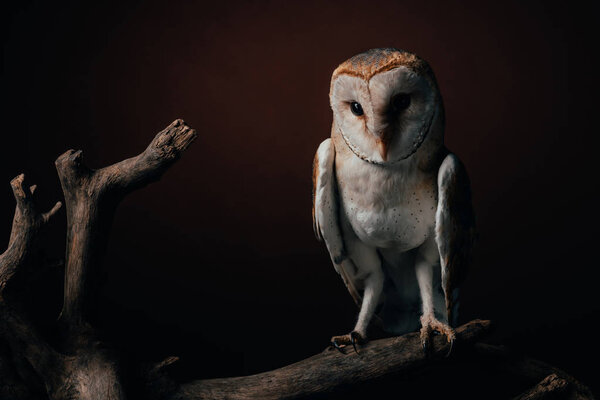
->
left=376, top=138, right=388, bottom=161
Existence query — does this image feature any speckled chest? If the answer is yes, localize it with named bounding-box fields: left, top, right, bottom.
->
left=335, top=155, right=438, bottom=251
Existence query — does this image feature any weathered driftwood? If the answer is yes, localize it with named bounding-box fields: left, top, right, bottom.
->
left=0, top=119, right=595, bottom=400
left=475, top=343, right=595, bottom=400
left=171, top=319, right=491, bottom=400
left=0, top=175, right=63, bottom=400
left=1, top=120, right=197, bottom=400
left=56, top=119, right=197, bottom=331
left=512, top=374, right=570, bottom=400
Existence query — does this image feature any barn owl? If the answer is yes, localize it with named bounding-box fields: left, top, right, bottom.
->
left=312, top=48, right=475, bottom=352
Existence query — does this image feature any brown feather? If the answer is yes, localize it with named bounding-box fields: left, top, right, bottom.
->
left=332, top=48, right=427, bottom=81
left=312, top=151, right=321, bottom=240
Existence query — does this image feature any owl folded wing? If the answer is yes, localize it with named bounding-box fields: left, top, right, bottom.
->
left=435, top=153, right=476, bottom=323
left=313, top=138, right=362, bottom=305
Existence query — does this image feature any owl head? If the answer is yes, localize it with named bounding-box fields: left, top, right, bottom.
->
left=330, top=48, right=443, bottom=164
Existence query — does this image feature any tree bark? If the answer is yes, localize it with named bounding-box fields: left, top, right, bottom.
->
left=0, top=175, right=61, bottom=296
left=56, top=119, right=197, bottom=332
left=512, top=374, right=570, bottom=400
left=475, top=343, right=595, bottom=400
left=171, top=319, right=491, bottom=400
left=1, top=120, right=197, bottom=400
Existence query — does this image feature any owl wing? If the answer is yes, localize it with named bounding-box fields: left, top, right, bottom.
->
left=435, top=153, right=476, bottom=324
left=313, top=139, right=362, bottom=305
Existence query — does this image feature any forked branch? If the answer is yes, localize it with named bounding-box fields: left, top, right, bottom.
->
left=55, top=119, right=197, bottom=330
left=0, top=174, right=65, bottom=396
left=1, top=120, right=197, bottom=400
left=0, top=174, right=61, bottom=295
left=475, top=343, right=595, bottom=400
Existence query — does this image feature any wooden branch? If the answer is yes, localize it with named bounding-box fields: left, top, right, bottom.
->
left=55, top=119, right=197, bottom=330
left=1, top=120, right=197, bottom=400
left=169, top=319, right=492, bottom=400
left=0, top=174, right=61, bottom=296
left=0, top=174, right=66, bottom=396
left=474, top=343, right=595, bottom=400
left=512, top=374, right=570, bottom=400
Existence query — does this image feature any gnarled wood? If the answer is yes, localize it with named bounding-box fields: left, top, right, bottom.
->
left=0, top=174, right=61, bottom=296
left=171, top=319, right=492, bottom=400
left=513, top=374, right=570, bottom=400
left=475, top=343, right=595, bottom=400
left=0, top=174, right=65, bottom=397
left=56, top=119, right=197, bottom=330
left=1, top=120, right=197, bottom=400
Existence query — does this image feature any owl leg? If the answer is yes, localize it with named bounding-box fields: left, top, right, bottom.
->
left=415, top=238, right=455, bottom=355
left=331, top=241, right=383, bottom=354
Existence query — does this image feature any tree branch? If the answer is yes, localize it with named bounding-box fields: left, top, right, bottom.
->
left=0, top=174, right=61, bottom=296
left=512, top=374, right=570, bottom=400
left=0, top=174, right=66, bottom=395
left=169, top=319, right=492, bottom=400
left=474, top=343, right=595, bottom=400
left=1, top=120, right=197, bottom=400
left=55, top=119, right=197, bottom=330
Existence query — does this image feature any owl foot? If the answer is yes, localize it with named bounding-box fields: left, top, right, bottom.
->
left=420, top=314, right=455, bottom=357
left=330, top=331, right=364, bottom=354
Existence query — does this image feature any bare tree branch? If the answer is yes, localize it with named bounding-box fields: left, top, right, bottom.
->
left=0, top=174, right=66, bottom=395
left=0, top=174, right=61, bottom=296
left=1, top=120, right=197, bottom=400
left=512, top=373, right=570, bottom=400
left=55, top=119, right=197, bottom=330
left=475, top=343, right=595, bottom=400
left=170, top=320, right=492, bottom=400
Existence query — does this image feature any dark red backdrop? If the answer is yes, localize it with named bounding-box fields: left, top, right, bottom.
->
left=2, top=0, right=598, bottom=394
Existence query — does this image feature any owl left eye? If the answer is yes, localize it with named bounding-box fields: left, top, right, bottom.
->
left=350, top=101, right=364, bottom=116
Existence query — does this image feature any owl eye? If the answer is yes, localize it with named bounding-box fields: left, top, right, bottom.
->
left=350, top=101, right=364, bottom=116
left=392, top=93, right=411, bottom=112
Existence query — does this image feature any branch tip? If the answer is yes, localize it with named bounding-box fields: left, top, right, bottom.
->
left=10, top=174, right=27, bottom=200
left=153, top=119, right=198, bottom=155
left=153, top=356, right=180, bottom=373
left=55, top=149, right=84, bottom=169
left=42, top=201, right=63, bottom=222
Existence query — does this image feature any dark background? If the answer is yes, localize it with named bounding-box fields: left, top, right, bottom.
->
left=1, top=0, right=599, bottom=396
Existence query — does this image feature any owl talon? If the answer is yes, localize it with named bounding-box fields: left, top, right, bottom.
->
left=350, top=331, right=361, bottom=354
left=330, top=339, right=344, bottom=353
left=330, top=331, right=364, bottom=354
left=420, top=314, right=456, bottom=356
left=445, top=338, right=455, bottom=357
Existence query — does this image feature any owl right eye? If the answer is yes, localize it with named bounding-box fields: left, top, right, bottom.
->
left=350, top=101, right=364, bottom=116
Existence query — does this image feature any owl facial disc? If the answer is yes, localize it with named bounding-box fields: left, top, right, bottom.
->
left=330, top=65, right=439, bottom=165
left=337, top=103, right=436, bottom=165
